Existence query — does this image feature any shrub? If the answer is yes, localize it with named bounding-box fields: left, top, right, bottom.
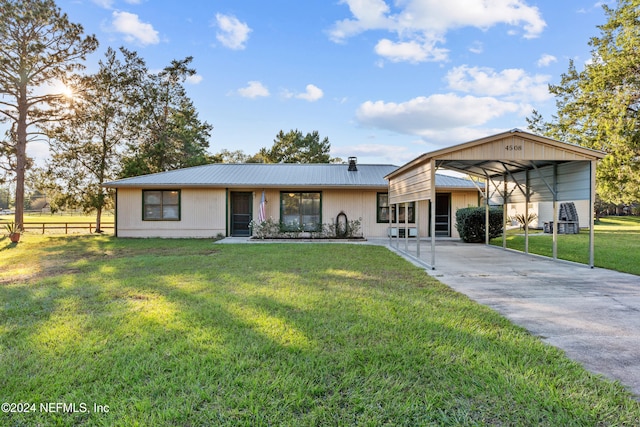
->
left=250, top=217, right=363, bottom=239
left=510, top=212, right=538, bottom=229
left=456, top=206, right=503, bottom=243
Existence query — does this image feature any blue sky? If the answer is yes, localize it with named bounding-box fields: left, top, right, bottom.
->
left=49, top=0, right=611, bottom=166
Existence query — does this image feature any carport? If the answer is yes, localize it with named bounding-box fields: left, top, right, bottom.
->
left=385, top=129, right=606, bottom=269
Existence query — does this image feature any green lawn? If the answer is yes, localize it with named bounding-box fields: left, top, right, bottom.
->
left=1, top=236, right=639, bottom=426
left=491, top=216, right=640, bottom=275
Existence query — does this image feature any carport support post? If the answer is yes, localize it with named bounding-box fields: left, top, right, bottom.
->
left=485, top=176, right=490, bottom=245
left=431, top=162, right=437, bottom=268
left=415, top=201, right=420, bottom=258
left=503, top=175, right=508, bottom=249
left=553, top=199, right=558, bottom=260
left=404, top=202, right=409, bottom=253
left=388, top=203, right=392, bottom=246
left=589, top=159, right=597, bottom=268
left=553, top=164, right=558, bottom=260
left=524, top=170, right=530, bottom=254
left=395, top=203, right=400, bottom=251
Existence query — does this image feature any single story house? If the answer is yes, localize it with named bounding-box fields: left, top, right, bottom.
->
left=103, top=158, right=481, bottom=239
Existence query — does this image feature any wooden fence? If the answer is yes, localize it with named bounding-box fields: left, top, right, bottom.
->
left=1, top=221, right=114, bottom=234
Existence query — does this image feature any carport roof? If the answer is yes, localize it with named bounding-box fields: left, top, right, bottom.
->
left=384, top=129, right=607, bottom=270
left=386, top=129, right=606, bottom=180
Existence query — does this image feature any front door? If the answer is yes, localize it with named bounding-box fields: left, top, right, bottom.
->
left=231, top=192, right=252, bottom=236
left=435, top=193, right=451, bottom=237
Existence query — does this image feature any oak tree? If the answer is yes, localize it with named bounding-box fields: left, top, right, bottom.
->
left=43, top=47, right=145, bottom=232
left=530, top=0, right=640, bottom=204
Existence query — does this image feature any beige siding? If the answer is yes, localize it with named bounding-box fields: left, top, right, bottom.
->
left=116, top=186, right=480, bottom=239
left=117, top=188, right=226, bottom=238
left=320, top=189, right=391, bottom=237
left=389, top=161, right=432, bottom=205
left=450, top=190, right=481, bottom=238
left=436, top=135, right=596, bottom=162
left=252, top=189, right=280, bottom=222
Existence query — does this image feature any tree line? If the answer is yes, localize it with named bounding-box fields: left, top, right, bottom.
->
left=0, top=0, right=336, bottom=231
left=3, top=0, right=640, bottom=233
left=527, top=0, right=640, bottom=209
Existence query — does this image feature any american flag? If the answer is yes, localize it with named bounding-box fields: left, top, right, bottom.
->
left=258, top=190, right=266, bottom=223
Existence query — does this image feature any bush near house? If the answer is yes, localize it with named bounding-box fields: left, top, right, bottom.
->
left=456, top=206, right=503, bottom=243
left=250, top=217, right=362, bottom=239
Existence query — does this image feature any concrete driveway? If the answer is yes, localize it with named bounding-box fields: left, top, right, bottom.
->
left=386, top=240, right=640, bottom=397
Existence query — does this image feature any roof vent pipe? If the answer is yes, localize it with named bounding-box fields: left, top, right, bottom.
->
left=348, top=157, right=358, bottom=171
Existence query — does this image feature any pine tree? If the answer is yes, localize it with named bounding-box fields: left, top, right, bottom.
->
left=0, top=0, right=98, bottom=229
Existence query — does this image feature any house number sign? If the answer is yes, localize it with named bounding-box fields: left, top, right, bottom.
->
left=505, top=144, right=523, bottom=151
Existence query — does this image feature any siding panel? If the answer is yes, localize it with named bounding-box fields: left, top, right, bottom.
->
left=117, top=188, right=226, bottom=238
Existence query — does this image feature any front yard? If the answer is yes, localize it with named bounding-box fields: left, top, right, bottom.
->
left=1, top=236, right=639, bottom=426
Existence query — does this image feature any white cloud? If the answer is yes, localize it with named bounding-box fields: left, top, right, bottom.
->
left=537, top=53, right=557, bottom=67
left=445, top=65, right=552, bottom=103
left=329, top=0, right=393, bottom=42
left=287, top=84, right=324, bottom=102
left=238, top=81, right=270, bottom=98
left=330, top=0, right=546, bottom=63
left=356, top=93, right=520, bottom=136
left=375, top=37, right=448, bottom=63
left=352, top=65, right=550, bottom=144
left=215, top=13, right=251, bottom=50
left=186, top=74, right=203, bottom=85
left=111, top=11, right=159, bottom=45
left=469, top=41, right=484, bottom=54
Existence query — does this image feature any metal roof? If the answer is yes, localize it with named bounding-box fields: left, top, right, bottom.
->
left=103, top=163, right=479, bottom=189
left=387, top=129, right=606, bottom=180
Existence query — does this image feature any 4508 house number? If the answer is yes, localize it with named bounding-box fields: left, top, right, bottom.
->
left=505, top=144, right=523, bottom=151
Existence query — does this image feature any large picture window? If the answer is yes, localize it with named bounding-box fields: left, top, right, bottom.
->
left=280, top=192, right=321, bottom=231
left=143, top=190, right=180, bottom=221
left=377, top=193, right=414, bottom=223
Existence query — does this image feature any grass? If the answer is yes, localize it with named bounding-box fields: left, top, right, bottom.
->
left=491, top=216, right=640, bottom=275
left=1, top=235, right=639, bottom=426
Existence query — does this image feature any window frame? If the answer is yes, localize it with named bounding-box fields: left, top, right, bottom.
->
left=377, top=192, right=415, bottom=224
left=142, top=189, right=181, bottom=221
left=280, top=191, right=322, bottom=231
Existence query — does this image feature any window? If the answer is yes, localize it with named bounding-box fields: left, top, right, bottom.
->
left=377, top=193, right=415, bottom=223
left=280, top=192, right=321, bottom=231
left=143, top=190, right=180, bottom=220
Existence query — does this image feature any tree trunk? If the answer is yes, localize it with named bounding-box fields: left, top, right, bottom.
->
left=95, top=206, right=102, bottom=233
left=14, top=85, right=28, bottom=230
